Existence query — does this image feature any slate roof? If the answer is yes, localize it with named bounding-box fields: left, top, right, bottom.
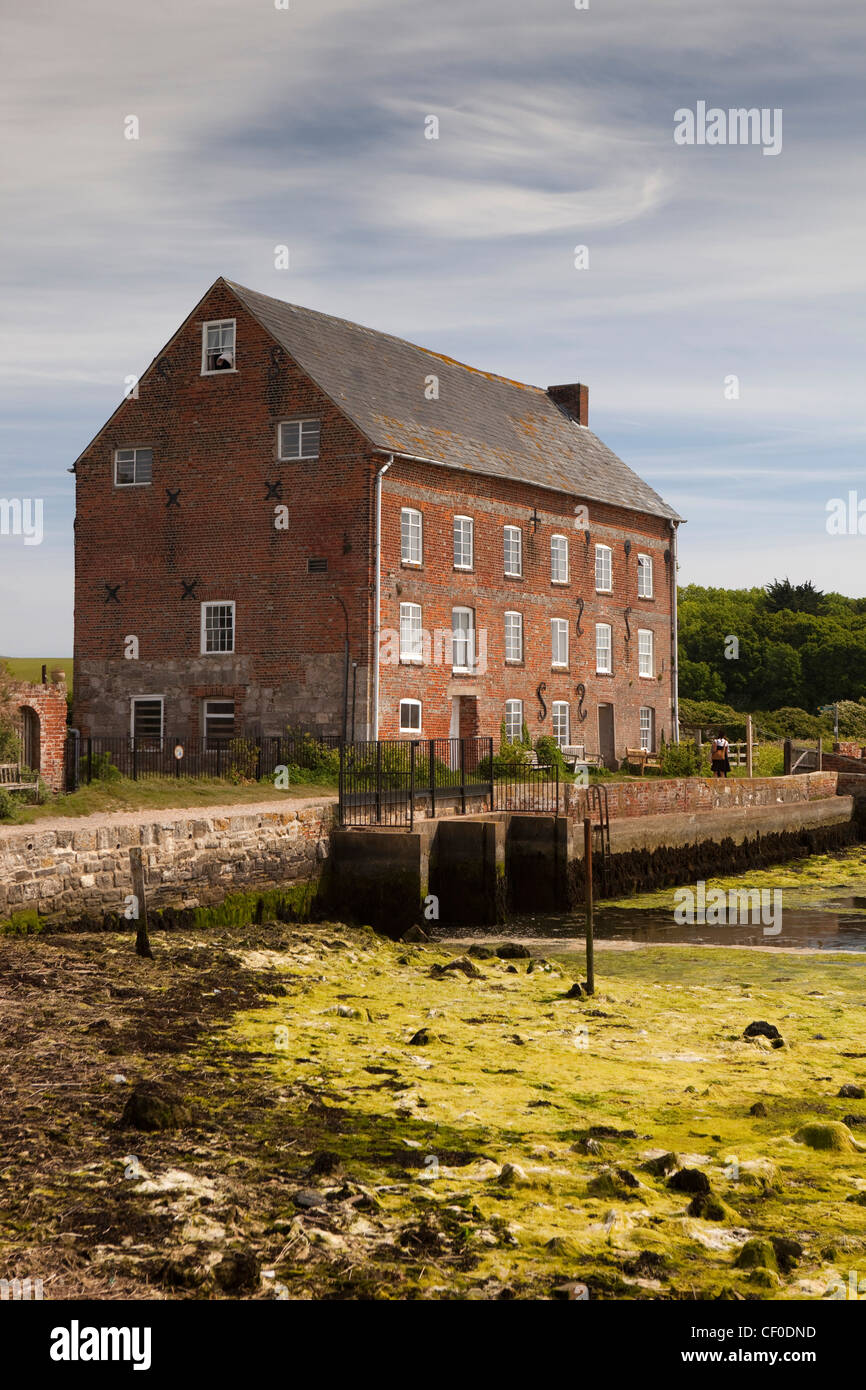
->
left=227, top=280, right=680, bottom=522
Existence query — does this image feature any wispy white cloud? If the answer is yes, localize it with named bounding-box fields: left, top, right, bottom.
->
left=1, top=0, right=864, bottom=649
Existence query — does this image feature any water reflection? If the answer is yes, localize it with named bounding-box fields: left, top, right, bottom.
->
left=444, top=894, right=866, bottom=951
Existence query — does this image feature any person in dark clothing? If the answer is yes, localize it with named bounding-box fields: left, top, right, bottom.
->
left=710, top=734, right=730, bottom=778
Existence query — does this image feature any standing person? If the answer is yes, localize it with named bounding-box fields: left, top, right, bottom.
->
left=710, top=733, right=730, bottom=778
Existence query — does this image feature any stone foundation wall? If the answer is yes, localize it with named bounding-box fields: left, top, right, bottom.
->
left=0, top=800, right=336, bottom=926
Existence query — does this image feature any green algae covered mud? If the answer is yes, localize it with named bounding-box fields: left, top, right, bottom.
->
left=598, top=845, right=866, bottom=914
left=3, top=918, right=866, bottom=1301
left=229, top=927, right=866, bottom=1299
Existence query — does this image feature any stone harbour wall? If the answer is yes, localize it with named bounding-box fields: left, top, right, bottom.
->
left=565, top=770, right=838, bottom=821
left=0, top=799, right=336, bottom=926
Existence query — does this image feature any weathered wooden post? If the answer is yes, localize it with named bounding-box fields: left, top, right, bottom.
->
left=746, top=715, right=753, bottom=778
left=128, top=847, right=154, bottom=959
left=584, top=817, right=595, bottom=995
left=817, top=736, right=822, bottom=771
left=783, top=738, right=792, bottom=776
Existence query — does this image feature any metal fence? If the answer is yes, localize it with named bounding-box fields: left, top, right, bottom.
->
left=338, top=737, right=561, bottom=828
left=491, top=761, right=560, bottom=815
left=339, top=737, right=495, bottom=828
left=66, top=728, right=564, bottom=828
left=67, top=730, right=342, bottom=789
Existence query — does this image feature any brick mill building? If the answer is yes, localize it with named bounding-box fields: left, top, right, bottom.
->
left=72, top=278, right=683, bottom=765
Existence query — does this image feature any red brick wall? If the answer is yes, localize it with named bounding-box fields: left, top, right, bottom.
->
left=377, top=458, right=676, bottom=759
left=7, top=677, right=68, bottom=794
left=73, top=280, right=677, bottom=757
left=833, top=742, right=866, bottom=760
left=73, top=282, right=375, bottom=739
left=565, top=770, right=838, bottom=820
left=823, top=752, right=866, bottom=775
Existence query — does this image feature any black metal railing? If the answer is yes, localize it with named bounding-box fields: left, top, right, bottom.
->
left=339, top=737, right=495, bottom=828
left=492, top=760, right=560, bottom=816
left=66, top=730, right=342, bottom=789
left=65, top=727, right=563, bottom=828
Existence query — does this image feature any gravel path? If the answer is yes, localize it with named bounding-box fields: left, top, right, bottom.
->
left=0, top=794, right=337, bottom=841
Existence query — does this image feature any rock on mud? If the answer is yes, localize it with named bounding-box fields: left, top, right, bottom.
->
left=120, top=1083, right=190, bottom=1132
left=213, top=1249, right=260, bottom=1292
left=667, top=1167, right=711, bottom=1194
left=430, top=957, right=484, bottom=979
left=794, top=1122, right=859, bottom=1152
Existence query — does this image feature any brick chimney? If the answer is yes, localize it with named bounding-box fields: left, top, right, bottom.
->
left=547, top=382, right=589, bottom=426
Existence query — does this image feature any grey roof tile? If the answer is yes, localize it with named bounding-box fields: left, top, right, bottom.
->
left=227, top=280, right=682, bottom=523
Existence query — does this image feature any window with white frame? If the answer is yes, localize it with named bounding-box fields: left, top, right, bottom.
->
left=637, top=553, right=653, bottom=598
left=596, top=622, right=612, bottom=673
left=551, top=617, right=569, bottom=668
left=639, top=706, right=655, bottom=752
left=130, top=697, right=163, bottom=744
left=551, top=534, right=569, bottom=584
left=201, top=601, right=235, bottom=654
left=400, top=507, right=422, bottom=565
left=399, top=699, right=422, bottom=733
left=505, top=699, right=523, bottom=742
left=201, top=319, right=236, bottom=374
left=504, top=525, right=522, bottom=578
left=399, top=602, right=423, bottom=662
left=453, top=515, right=474, bottom=570
left=552, top=701, right=570, bottom=747
left=114, top=447, right=152, bottom=486
left=504, top=610, right=523, bottom=663
left=638, top=628, right=654, bottom=677
left=203, top=699, right=235, bottom=745
left=595, top=543, right=612, bottom=592
left=451, top=607, right=475, bottom=672
left=278, top=419, right=321, bottom=460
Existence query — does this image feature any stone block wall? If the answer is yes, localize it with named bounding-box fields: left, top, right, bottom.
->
left=0, top=800, right=335, bottom=925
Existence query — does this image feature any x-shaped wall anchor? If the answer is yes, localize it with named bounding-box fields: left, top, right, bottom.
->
left=166, top=488, right=181, bottom=508
left=181, top=579, right=198, bottom=600
left=104, top=583, right=121, bottom=604
left=265, top=480, right=283, bottom=500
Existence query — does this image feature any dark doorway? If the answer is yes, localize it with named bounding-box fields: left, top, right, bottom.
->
left=458, top=696, right=478, bottom=739
left=598, top=703, right=616, bottom=769
left=19, top=706, right=40, bottom=772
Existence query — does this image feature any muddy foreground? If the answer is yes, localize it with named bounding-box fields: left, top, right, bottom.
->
left=2, top=921, right=865, bottom=1300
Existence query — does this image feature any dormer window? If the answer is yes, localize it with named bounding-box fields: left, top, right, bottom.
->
left=202, top=319, right=236, bottom=374
left=279, top=419, right=321, bottom=460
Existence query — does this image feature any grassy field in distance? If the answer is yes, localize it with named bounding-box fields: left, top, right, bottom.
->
left=2, top=658, right=73, bottom=694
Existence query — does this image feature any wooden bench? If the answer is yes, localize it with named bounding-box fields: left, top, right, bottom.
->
left=563, top=746, right=604, bottom=770
left=0, top=763, right=39, bottom=793
left=625, top=747, right=661, bottom=774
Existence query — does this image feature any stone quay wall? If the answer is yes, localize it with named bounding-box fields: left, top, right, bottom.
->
left=0, top=799, right=336, bottom=926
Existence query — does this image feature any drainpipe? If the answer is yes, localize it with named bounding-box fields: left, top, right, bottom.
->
left=670, top=520, right=680, bottom=744
left=371, top=455, right=393, bottom=740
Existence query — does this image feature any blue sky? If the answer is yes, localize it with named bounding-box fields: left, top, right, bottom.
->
left=1, top=0, right=864, bottom=655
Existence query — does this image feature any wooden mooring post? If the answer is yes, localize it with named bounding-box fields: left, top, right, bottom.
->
left=128, top=847, right=154, bottom=959
left=583, top=817, right=595, bottom=995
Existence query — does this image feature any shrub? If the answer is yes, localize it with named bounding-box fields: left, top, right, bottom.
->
left=492, top=742, right=531, bottom=775
left=282, top=729, right=341, bottom=777
left=0, top=787, right=16, bottom=820
left=80, top=750, right=121, bottom=783
left=660, top=739, right=700, bottom=778
left=754, top=707, right=826, bottom=739
left=534, top=735, right=566, bottom=771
